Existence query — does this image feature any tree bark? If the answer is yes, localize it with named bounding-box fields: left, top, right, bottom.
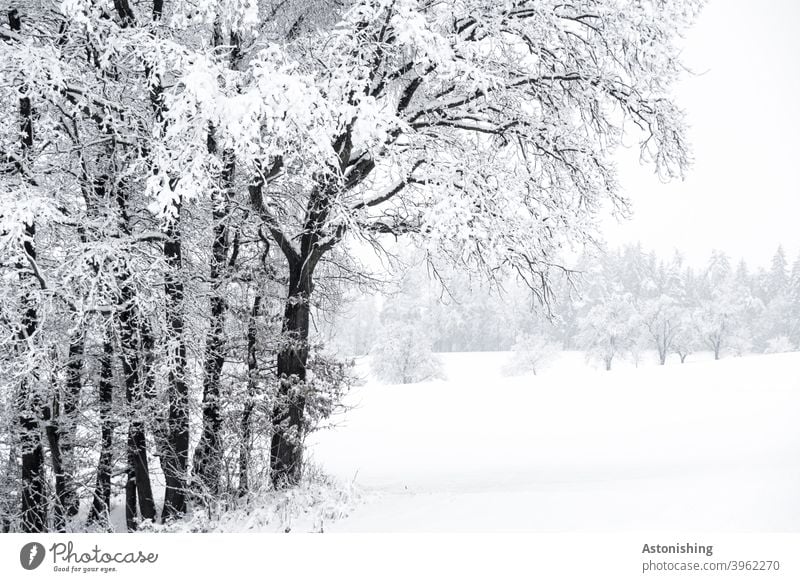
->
left=257, top=171, right=335, bottom=488
left=10, top=6, right=48, bottom=533
left=270, top=265, right=311, bottom=487
left=111, top=171, right=156, bottom=530
left=161, top=208, right=189, bottom=521
left=18, top=384, right=47, bottom=533
left=193, top=122, right=236, bottom=499
left=43, top=326, right=83, bottom=532
left=238, top=295, right=261, bottom=496
left=17, top=228, right=47, bottom=534
left=43, top=381, right=66, bottom=532
left=88, top=337, right=114, bottom=525
left=119, top=288, right=156, bottom=530
left=60, top=333, right=83, bottom=516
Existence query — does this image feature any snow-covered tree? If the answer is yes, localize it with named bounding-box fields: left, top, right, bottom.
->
left=764, top=336, right=795, bottom=354
left=766, top=245, right=789, bottom=299
left=694, top=256, right=754, bottom=360
left=640, top=294, right=682, bottom=365
left=504, top=333, right=560, bottom=376
left=370, top=323, right=443, bottom=384
left=671, top=313, right=700, bottom=363
left=236, top=0, right=700, bottom=482
left=0, top=0, right=704, bottom=526
left=577, top=296, right=638, bottom=371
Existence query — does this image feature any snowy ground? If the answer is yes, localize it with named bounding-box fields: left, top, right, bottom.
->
left=307, top=351, right=800, bottom=531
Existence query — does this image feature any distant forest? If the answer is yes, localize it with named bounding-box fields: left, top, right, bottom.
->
left=324, top=244, right=800, bottom=368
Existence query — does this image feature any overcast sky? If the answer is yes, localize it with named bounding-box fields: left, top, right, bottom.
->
left=604, top=0, right=800, bottom=269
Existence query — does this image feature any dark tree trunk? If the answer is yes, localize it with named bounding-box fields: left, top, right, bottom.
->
left=60, top=334, right=83, bottom=516
left=111, top=170, right=156, bottom=530
left=19, top=403, right=46, bottom=533
left=43, top=335, right=82, bottom=531
left=255, top=173, right=337, bottom=488
left=162, top=210, right=189, bottom=521
left=11, top=7, right=47, bottom=532
left=124, top=458, right=137, bottom=531
left=192, top=233, right=227, bottom=497
left=119, top=291, right=156, bottom=530
left=19, top=369, right=46, bottom=533
left=194, top=29, right=243, bottom=497
left=142, top=0, right=188, bottom=521
left=270, top=266, right=311, bottom=487
left=238, top=295, right=261, bottom=496
left=18, top=226, right=46, bottom=533
left=193, top=125, right=235, bottom=499
left=43, top=386, right=66, bottom=532
left=89, top=338, right=114, bottom=525
left=126, top=426, right=155, bottom=525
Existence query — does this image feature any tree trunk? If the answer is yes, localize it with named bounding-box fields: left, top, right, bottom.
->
left=12, top=6, right=47, bottom=531
left=238, top=295, right=261, bottom=496
left=194, top=28, right=243, bottom=498
left=18, top=226, right=46, bottom=532
left=162, top=210, right=189, bottom=521
left=43, top=385, right=66, bottom=532
left=192, top=251, right=227, bottom=497
left=270, top=267, right=311, bottom=487
left=119, top=291, right=156, bottom=530
left=124, top=456, right=137, bottom=531
left=43, top=335, right=82, bottom=532
left=19, top=371, right=46, bottom=532
left=1, top=446, right=15, bottom=532
left=193, top=127, right=235, bottom=499
left=89, top=338, right=114, bottom=525
left=60, top=334, right=83, bottom=517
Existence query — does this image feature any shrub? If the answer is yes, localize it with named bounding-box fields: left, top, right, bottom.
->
left=370, top=323, right=443, bottom=384
left=503, top=333, right=560, bottom=376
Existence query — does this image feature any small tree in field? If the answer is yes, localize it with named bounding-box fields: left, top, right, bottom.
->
left=672, top=314, right=699, bottom=363
left=577, top=296, right=638, bottom=371
left=370, top=323, right=443, bottom=384
left=504, top=333, right=560, bottom=376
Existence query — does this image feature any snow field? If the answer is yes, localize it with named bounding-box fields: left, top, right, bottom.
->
left=308, top=351, right=800, bottom=531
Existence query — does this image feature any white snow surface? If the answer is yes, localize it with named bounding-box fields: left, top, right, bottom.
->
left=307, top=351, right=800, bottom=531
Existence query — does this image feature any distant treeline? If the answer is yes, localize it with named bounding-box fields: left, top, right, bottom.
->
left=323, top=244, right=800, bottom=368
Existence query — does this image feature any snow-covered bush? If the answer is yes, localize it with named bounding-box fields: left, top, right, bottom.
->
left=503, top=333, right=560, bottom=376
left=726, top=328, right=753, bottom=357
left=576, top=298, right=638, bottom=371
left=671, top=314, right=699, bottom=363
left=764, top=336, right=795, bottom=354
left=138, top=465, right=361, bottom=533
left=370, top=323, right=443, bottom=384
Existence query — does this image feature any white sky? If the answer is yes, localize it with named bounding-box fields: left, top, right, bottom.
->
left=604, top=0, right=800, bottom=268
